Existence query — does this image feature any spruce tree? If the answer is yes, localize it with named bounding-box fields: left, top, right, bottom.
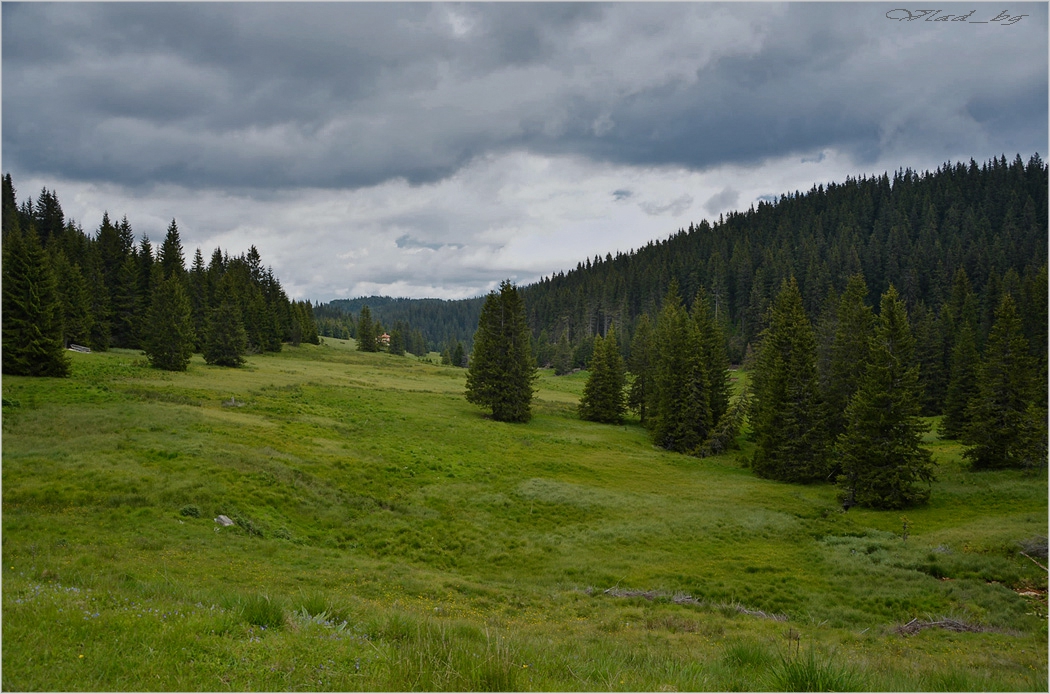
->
left=962, top=294, right=1038, bottom=469
left=389, top=323, right=406, bottom=356
left=1, top=223, right=70, bottom=376
left=553, top=333, right=573, bottom=375
left=111, top=253, right=140, bottom=348
left=51, top=249, right=94, bottom=348
left=465, top=280, right=537, bottom=422
left=158, top=219, right=186, bottom=281
left=627, top=313, right=655, bottom=423
left=826, top=274, right=875, bottom=440
left=911, top=301, right=947, bottom=415
left=940, top=322, right=980, bottom=439
left=838, top=286, right=933, bottom=509
left=750, top=277, right=828, bottom=482
left=579, top=326, right=627, bottom=424
left=649, top=281, right=711, bottom=453
left=693, top=287, right=731, bottom=427
left=83, top=249, right=112, bottom=351
left=357, top=305, right=377, bottom=352
left=188, top=248, right=210, bottom=351
left=142, top=273, right=195, bottom=371
left=203, top=297, right=247, bottom=367
left=301, top=301, right=320, bottom=345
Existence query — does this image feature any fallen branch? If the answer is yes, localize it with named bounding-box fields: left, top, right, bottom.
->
left=895, top=617, right=994, bottom=636
left=1019, top=551, right=1049, bottom=573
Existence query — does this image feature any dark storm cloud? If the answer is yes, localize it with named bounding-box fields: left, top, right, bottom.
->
left=3, top=2, right=1047, bottom=193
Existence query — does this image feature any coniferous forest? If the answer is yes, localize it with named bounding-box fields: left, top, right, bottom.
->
left=2, top=175, right=319, bottom=375
left=320, top=153, right=1046, bottom=508
left=319, top=154, right=1046, bottom=382
left=5, top=154, right=1046, bottom=507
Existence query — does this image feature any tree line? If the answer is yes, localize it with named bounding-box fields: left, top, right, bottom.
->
left=2, top=175, right=318, bottom=375
left=522, top=154, right=1047, bottom=380
left=461, top=154, right=1047, bottom=510
left=314, top=153, right=1046, bottom=403
left=317, top=296, right=483, bottom=354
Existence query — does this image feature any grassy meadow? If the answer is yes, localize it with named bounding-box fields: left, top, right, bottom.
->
left=2, top=340, right=1047, bottom=691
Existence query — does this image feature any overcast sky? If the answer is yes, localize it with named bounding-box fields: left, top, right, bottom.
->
left=3, top=2, right=1047, bottom=301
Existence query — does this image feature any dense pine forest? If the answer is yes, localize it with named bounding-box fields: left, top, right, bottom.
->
left=2, top=175, right=319, bottom=376
left=523, top=154, right=1046, bottom=366
left=321, top=153, right=1047, bottom=390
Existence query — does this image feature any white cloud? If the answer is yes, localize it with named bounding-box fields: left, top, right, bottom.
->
left=24, top=145, right=971, bottom=302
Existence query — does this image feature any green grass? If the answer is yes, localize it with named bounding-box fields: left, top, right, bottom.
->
left=2, top=339, right=1046, bottom=690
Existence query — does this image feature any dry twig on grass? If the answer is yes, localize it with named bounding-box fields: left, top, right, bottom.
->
left=895, top=617, right=988, bottom=636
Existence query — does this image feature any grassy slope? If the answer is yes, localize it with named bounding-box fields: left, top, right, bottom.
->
left=2, top=339, right=1046, bottom=691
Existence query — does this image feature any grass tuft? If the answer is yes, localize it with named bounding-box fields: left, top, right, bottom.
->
left=238, top=594, right=285, bottom=629
left=767, top=646, right=867, bottom=692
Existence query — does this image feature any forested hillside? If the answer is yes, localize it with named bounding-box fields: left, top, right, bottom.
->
left=320, top=296, right=483, bottom=354
left=523, top=154, right=1046, bottom=365
left=2, top=175, right=318, bottom=376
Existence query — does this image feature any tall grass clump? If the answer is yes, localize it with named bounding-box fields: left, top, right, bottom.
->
left=380, top=616, right=518, bottom=691
left=237, top=594, right=286, bottom=629
left=767, top=645, right=866, bottom=692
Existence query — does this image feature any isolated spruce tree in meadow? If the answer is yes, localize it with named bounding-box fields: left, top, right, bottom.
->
left=1, top=223, right=70, bottom=377
left=142, top=271, right=195, bottom=371
left=579, top=326, right=627, bottom=424
left=357, top=305, right=377, bottom=352
left=838, top=286, right=933, bottom=509
left=465, top=280, right=537, bottom=422
left=627, top=313, right=655, bottom=423
left=750, top=277, right=828, bottom=482
left=963, top=294, right=1039, bottom=469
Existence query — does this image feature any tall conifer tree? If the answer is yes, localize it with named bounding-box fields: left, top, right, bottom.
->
left=204, top=294, right=247, bottom=367
left=941, top=322, right=980, bottom=439
left=750, top=277, right=828, bottom=482
left=142, top=272, right=195, bottom=371
left=158, top=219, right=186, bottom=281
left=963, top=295, right=1038, bottom=469
left=465, top=280, right=536, bottom=422
left=357, top=305, right=377, bottom=352
left=649, top=281, right=711, bottom=453
left=2, top=223, right=70, bottom=376
left=693, top=287, right=731, bottom=427
left=826, top=274, right=875, bottom=440
left=838, top=286, right=933, bottom=509
left=627, top=314, right=655, bottom=423
left=579, top=326, right=627, bottom=424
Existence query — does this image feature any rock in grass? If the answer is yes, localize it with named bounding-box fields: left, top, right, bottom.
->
left=215, top=515, right=235, bottom=527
